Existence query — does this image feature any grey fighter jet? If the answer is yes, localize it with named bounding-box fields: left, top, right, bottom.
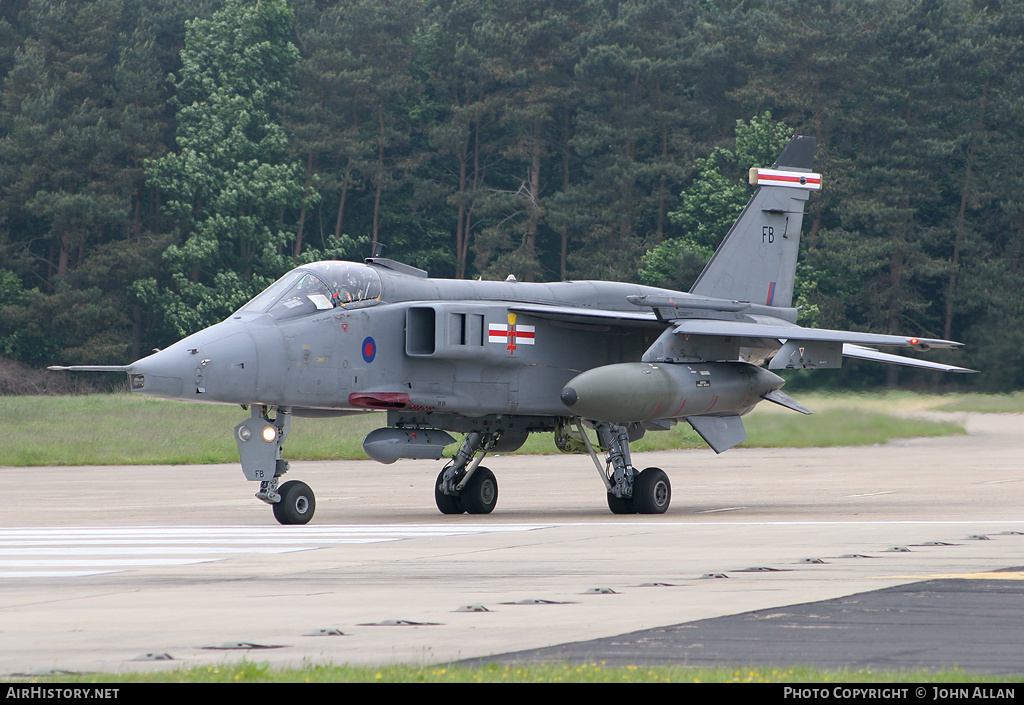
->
left=52, top=136, right=972, bottom=523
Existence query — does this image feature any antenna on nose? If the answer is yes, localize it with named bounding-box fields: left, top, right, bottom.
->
left=370, top=242, right=385, bottom=258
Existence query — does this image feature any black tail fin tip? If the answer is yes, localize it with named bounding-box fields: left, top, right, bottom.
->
left=773, top=136, right=816, bottom=171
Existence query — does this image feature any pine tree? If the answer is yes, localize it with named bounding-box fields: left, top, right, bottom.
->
left=143, top=0, right=318, bottom=336
left=641, top=113, right=792, bottom=291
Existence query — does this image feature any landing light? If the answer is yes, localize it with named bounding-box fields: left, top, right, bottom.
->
left=262, top=426, right=278, bottom=443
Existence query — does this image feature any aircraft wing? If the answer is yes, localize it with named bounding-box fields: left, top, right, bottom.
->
left=669, top=318, right=962, bottom=350
left=508, top=304, right=662, bottom=328
left=842, top=344, right=976, bottom=373
left=506, top=305, right=973, bottom=372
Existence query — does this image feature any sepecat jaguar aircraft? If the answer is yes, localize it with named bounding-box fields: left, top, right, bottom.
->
left=52, top=136, right=972, bottom=523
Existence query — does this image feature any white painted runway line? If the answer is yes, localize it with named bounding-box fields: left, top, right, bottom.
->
left=0, top=524, right=551, bottom=579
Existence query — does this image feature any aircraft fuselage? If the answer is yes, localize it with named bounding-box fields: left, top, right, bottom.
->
left=128, top=264, right=679, bottom=422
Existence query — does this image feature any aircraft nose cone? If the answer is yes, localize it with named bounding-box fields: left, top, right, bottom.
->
left=129, top=347, right=189, bottom=399
left=560, top=386, right=578, bottom=407
left=128, top=319, right=260, bottom=403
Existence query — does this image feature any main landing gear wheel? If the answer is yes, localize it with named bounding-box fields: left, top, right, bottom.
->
left=633, top=467, right=671, bottom=514
left=607, top=492, right=635, bottom=514
left=435, top=467, right=464, bottom=514
left=273, top=480, right=315, bottom=525
left=462, top=466, right=498, bottom=515
left=434, top=466, right=499, bottom=515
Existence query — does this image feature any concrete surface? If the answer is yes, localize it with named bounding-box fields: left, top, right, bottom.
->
left=1, top=412, right=1022, bottom=676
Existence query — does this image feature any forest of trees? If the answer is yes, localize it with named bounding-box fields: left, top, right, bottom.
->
left=1, top=0, right=1022, bottom=390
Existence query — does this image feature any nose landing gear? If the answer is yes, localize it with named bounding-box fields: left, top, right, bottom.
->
left=236, top=406, right=316, bottom=525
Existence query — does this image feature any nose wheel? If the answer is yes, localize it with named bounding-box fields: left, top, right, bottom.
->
left=272, top=480, right=316, bottom=525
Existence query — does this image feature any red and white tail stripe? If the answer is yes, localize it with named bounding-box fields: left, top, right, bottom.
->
left=748, top=167, right=822, bottom=190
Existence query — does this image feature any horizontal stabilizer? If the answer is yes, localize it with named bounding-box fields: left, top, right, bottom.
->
left=842, top=345, right=977, bottom=373
left=762, top=389, right=813, bottom=415
left=686, top=415, right=747, bottom=454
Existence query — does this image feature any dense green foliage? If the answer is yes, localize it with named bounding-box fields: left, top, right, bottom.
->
left=0, top=0, right=1021, bottom=389
left=140, top=0, right=319, bottom=336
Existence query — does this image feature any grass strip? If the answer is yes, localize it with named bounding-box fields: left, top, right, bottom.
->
left=0, top=392, right=969, bottom=467
left=11, top=661, right=1021, bottom=683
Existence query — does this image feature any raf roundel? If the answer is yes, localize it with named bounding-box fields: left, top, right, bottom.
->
left=361, top=337, right=376, bottom=363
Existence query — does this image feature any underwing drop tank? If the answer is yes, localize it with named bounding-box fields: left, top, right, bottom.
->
left=560, top=361, right=785, bottom=423
left=362, top=427, right=457, bottom=464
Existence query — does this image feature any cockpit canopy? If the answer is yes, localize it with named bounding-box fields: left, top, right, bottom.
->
left=239, top=261, right=382, bottom=320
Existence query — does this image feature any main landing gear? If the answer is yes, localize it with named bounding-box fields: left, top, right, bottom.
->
left=235, top=406, right=316, bottom=525
left=435, top=432, right=500, bottom=515
left=579, top=420, right=671, bottom=515
left=433, top=421, right=671, bottom=516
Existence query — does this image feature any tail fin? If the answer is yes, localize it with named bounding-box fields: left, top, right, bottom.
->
left=689, top=136, right=819, bottom=308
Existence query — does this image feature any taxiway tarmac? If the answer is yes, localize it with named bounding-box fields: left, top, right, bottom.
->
left=1, top=411, right=1023, bottom=676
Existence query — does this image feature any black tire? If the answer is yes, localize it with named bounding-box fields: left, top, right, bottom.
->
left=633, top=467, right=671, bottom=514
left=461, top=466, right=498, bottom=514
left=434, top=467, right=465, bottom=515
left=273, top=480, right=315, bottom=525
left=607, top=491, right=636, bottom=514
